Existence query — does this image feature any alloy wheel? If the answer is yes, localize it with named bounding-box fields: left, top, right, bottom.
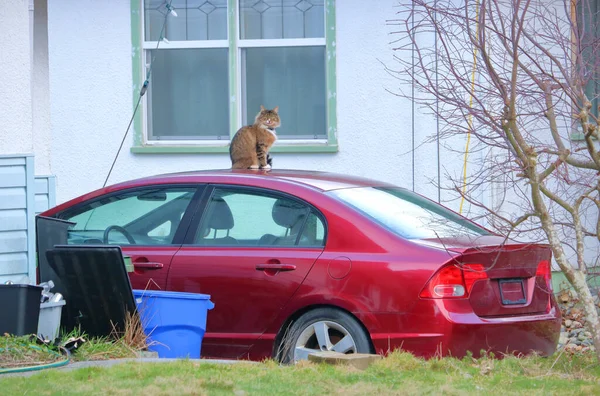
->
left=293, top=320, right=357, bottom=361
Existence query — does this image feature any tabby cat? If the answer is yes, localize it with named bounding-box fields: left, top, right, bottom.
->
left=230, top=105, right=280, bottom=169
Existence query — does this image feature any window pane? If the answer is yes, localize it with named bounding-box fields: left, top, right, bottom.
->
left=243, top=46, right=326, bottom=139
left=148, top=49, right=229, bottom=140
left=144, top=0, right=227, bottom=41
left=577, top=0, right=599, bottom=118
left=239, top=0, right=324, bottom=39
left=329, top=187, right=490, bottom=240
left=60, top=188, right=197, bottom=245
left=298, top=211, right=325, bottom=247
left=195, top=189, right=311, bottom=246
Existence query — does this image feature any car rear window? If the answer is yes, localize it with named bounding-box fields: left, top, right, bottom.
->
left=328, top=187, right=490, bottom=239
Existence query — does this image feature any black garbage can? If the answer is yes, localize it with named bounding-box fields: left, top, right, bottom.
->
left=0, top=284, right=43, bottom=336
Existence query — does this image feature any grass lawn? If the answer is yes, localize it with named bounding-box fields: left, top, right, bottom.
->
left=1, top=350, right=599, bottom=395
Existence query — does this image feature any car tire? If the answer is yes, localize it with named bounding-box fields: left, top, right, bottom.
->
left=277, top=307, right=372, bottom=364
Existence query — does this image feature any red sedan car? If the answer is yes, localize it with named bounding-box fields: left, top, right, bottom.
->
left=40, top=169, right=561, bottom=362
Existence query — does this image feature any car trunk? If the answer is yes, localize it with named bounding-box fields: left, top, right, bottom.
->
left=418, top=235, right=553, bottom=317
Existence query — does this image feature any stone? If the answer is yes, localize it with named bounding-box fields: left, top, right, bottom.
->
left=572, top=321, right=583, bottom=329
left=570, top=308, right=583, bottom=319
left=565, top=319, right=573, bottom=328
left=136, top=350, right=159, bottom=358
left=308, top=352, right=383, bottom=370
left=559, top=334, right=569, bottom=345
left=559, top=292, right=571, bottom=304
left=578, top=332, right=587, bottom=341
left=584, top=331, right=592, bottom=338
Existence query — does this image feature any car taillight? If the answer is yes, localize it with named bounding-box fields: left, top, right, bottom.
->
left=535, top=260, right=553, bottom=292
left=420, top=263, right=488, bottom=299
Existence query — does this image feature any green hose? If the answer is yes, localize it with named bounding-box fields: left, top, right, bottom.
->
left=0, top=346, right=70, bottom=375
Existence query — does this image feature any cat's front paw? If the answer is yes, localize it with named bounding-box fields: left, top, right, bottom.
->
left=260, top=164, right=272, bottom=170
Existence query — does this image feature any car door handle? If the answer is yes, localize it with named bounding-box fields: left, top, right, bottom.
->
left=255, top=263, right=296, bottom=272
left=133, top=262, right=164, bottom=270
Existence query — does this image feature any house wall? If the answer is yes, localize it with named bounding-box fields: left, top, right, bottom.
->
left=40, top=1, right=600, bottom=271
left=46, top=0, right=468, bottom=212
left=0, top=1, right=33, bottom=156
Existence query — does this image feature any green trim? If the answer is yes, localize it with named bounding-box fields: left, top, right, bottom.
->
left=131, top=144, right=338, bottom=154
left=570, top=132, right=585, bottom=141
left=228, top=0, right=238, bottom=139
left=131, top=0, right=143, bottom=146
left=130, top=0, right=338, bottom=154
left=570, top=129, right=597, bottom=141
left=325, top=0, right=337, bottom=147
left=272, top=144, right=338, bottom=153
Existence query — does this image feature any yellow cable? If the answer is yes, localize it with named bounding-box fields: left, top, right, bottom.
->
left=459, top=0, right=481, bottom=214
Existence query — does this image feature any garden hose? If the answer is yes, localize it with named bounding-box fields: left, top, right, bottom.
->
left=0, top=345, right=70, bottom=375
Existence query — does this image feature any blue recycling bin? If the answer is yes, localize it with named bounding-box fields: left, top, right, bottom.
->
left=133, top=289, right=214, bottom=359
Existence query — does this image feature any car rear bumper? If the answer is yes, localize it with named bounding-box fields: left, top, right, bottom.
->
left=359, top=299, right=562, bottom=358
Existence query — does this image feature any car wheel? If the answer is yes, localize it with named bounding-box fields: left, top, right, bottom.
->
left=278, top=308, right=372, bottom=364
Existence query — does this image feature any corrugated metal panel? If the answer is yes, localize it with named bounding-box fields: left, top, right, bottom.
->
left=0, top=154, right=36, bottom=284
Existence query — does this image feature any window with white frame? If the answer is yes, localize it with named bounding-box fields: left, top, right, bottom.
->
left=142, top=0, right=329, bottom=144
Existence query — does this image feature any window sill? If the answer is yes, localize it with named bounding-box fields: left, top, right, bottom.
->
left=570, top=132, right=597, bottom=141
left=130, top=144, right=339, bottom=154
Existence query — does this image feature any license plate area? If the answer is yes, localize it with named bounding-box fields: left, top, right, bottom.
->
left=498, top=278, right=526, bottom=305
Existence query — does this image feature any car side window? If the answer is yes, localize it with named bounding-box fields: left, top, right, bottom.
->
left=298, top=211, right=326, bottom=247
left=58, top=187, right=196, bottom=245
left=195, top=188, right=325, bottom=247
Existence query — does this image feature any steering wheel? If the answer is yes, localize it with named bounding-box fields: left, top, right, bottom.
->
left=103, top=225, right=136, bottom=245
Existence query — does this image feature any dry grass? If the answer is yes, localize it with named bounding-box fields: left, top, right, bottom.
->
left=63, top=311, right=150, bottom=362
left=119, top=311, right=149, bottom=351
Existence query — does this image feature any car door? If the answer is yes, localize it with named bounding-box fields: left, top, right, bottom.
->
left=167, top=185, right=327, bottom=359
left=58, top=185, right=202, bottom=290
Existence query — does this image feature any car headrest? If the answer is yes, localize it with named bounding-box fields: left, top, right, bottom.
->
left=272, top=199, right=307, bottom=229
left=207, top=198, right=234, bottom=230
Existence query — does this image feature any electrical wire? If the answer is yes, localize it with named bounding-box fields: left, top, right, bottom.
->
left=459, top=0, right=482, bottom=214
left=102, top=1, right=175, bottom=188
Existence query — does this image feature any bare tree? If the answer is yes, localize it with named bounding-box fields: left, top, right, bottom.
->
left=387, top=0, right=600, bottom=360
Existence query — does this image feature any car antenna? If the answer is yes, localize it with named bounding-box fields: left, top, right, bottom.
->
left=102, top=1, right=177, bottom=188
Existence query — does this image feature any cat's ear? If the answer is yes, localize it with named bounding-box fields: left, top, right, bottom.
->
left=273, top=106, right=279, bottom=113
left=260, top=105, right=265, bottom=111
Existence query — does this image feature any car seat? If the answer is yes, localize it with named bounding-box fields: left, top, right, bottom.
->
left=259, top=199, right=309, bottom=246
left=199, top=197, right=238, bottom=245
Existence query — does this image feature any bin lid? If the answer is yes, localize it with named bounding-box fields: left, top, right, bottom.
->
left=45, top=245, right=136, bottom=337
left=40, top=300, right=66, bottom=308
left=0, top=284, right=43, bottom=290
left=133, top=289, right=212, bottom=301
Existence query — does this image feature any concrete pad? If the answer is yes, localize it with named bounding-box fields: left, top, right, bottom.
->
left=307, top=351, right=383, bottom=370
left=0, top=357, right=253, bottom=378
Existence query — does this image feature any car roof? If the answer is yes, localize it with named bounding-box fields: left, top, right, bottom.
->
left=115, top=169, right=396, bottom=192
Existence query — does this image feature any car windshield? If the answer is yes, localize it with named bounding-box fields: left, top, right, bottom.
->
left=328, top=187, right=490, bottom=239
